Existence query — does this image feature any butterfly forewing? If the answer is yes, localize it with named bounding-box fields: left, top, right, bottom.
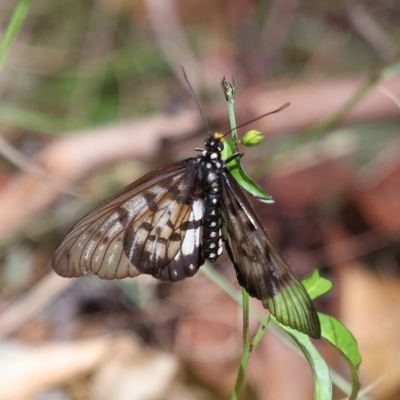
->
left=220, top=170, right=321, bottom=339
left=53, top=160, right=205, bottom=281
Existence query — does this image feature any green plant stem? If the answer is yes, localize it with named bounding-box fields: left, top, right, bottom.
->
left=227, top=98, right=238, bottom=143
left=200, top=263, right=372, bottom=400
left=251, top=318, right=268, bottom=349
left=231, top=289, right=251, bottom=400
left=221, top=77, right=238, bottom=142
left=221, top=79, right=255, bottom=399
left=0, top=0, right=31, bottom=75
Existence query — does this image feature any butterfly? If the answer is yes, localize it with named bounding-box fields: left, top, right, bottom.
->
left=53, top=128, right=321, bottom=338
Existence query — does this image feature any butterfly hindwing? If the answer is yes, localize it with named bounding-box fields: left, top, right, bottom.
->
left=157, top=198, right=204, bottom=281
left=53, top=160, right=205, bottom=281
left=220, top=170, right=320, bottom=338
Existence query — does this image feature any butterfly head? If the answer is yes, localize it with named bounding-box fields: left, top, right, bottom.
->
left=204, top=132, right=224, bottom=153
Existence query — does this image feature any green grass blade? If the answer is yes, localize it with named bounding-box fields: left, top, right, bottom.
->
left=0, top=0, right=31, bottom=74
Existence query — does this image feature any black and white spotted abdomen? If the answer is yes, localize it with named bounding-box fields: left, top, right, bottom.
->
left=197, top=138, right=224, bottom=263
left=202, top=185, right=223, bottom=262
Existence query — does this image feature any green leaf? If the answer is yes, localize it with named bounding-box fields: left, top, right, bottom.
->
left=221, top=137, right=237, bottom=160
left=222, top=139, right=274, bottom=203
left=273, top=322, right=332, bottom=400
left=302, top=270, right=333, bottom=300
left=270, top=273, right=361, bottom=399
left=320, top=314, right=361, bottom=400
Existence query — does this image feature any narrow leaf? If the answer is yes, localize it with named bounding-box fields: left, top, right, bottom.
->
left=222, top=139, right=274, bottom=203
left=272, top=321, right=332, bottom=400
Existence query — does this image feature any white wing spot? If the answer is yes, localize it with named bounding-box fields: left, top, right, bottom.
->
left=77, top=233, right=87, bottom=249
left=178, top=198, right=204, bottom=258
left=94, top=244, right=105, bottom=262
left=99, top=212, right=119, bottom=232
left=122, top=196, right=147, bottom=219
left=107, top=244, right=120, bottom=265
left=169, top=198, right=204, bottom=272
left=84, top=240, right=96, bottom=260
left=147, top=186, right=163, bottom=196
left=192, top=198, right=205, bottom=219
left=105, top=218, right=124, bottom=238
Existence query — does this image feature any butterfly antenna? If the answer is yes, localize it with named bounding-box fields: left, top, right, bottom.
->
left=223, top=102, right=290, bottom=137
left=180, top=66, right=213, bottom=137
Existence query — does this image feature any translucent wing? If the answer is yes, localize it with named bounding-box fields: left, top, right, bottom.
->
left=53, top=160, right=205, bottom=281
left=220, top=170, right=320, bottom=338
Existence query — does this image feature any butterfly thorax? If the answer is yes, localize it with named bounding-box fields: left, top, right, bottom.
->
left=196, top=136, right=224, bottom=263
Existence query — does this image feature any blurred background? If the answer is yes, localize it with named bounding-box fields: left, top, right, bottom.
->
left=0, top=0, right=400, bottom=399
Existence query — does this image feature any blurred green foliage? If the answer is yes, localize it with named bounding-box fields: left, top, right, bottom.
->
left=1, top=0, right=399, bottom=134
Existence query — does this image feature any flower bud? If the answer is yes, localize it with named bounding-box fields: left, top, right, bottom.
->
left=241, top=130, right=264, bottom=146
left=221, top=77, right=235, bottom=102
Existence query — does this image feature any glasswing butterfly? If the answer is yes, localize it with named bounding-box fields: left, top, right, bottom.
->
left=53, top=76, right=320, bottom=339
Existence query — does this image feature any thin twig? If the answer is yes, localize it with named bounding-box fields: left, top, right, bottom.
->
left=0, top=136, right=81, bottom=197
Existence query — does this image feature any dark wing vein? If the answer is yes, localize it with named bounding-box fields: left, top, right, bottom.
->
left=53, top=159, right=204, bottom=281
left=220, top=170, right=320, bottom=338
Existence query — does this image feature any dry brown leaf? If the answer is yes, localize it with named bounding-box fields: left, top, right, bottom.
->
left=339, top=262, right=400, bottom=399
left=0, top=332, right=180, bottom=400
